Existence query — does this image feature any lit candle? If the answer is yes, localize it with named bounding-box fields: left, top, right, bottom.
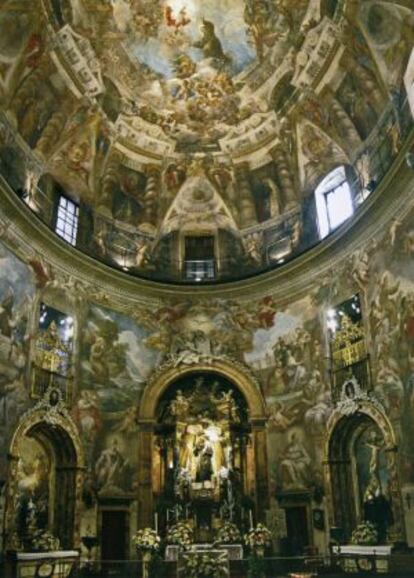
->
left=155, top=513, right=158, bottom=534
left=249, top=510, right=254, bottom=530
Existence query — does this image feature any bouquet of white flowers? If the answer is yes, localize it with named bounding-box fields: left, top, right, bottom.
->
left=217, top=522, right=241, bottom=545
left=31, top=530, right=60, bottom=552
left=132, top=528, right=161, bottom=552
left=183, top=551, right=228, bottom=578
left=351, top=521, right=379, bottom=546
left=244, top=523, right=272, bottom=551
left=167, top=521, right=194, bottom=549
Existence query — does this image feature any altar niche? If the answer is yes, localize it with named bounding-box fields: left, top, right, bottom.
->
left=154, top=372, right=251, bottom=540
left=326, top=408, right=405, bottom=544
left=5, top=417, right=82, bottom=552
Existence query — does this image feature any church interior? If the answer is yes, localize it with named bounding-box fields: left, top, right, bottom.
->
left=0, top=1, right=414, bottom=577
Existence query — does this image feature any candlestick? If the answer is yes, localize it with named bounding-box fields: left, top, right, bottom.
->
left=249, top=510, right=254, bottom=530
left=155, top=513, right=158, bottom=534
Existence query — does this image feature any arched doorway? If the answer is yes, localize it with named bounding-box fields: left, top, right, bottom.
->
left=325, top=403, right=405, bottom=544
left=5, top=392, right=84, bottom=551
left=137, top=359, right=268, bottom=531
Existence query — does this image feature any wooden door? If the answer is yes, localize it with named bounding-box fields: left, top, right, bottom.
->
left=101, top=510, right=128, bottom=563
left=285, top=506, right=309, bottom=555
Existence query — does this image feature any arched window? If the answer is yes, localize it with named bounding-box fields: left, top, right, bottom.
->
left=315, top=166, right=354, bottom=239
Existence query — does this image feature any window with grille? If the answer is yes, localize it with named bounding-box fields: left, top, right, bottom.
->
left=184, top=236, right=215, bottom=281
left=315, top=166, right=354, bottom=239
left=55, top=195, right=79, bottom=246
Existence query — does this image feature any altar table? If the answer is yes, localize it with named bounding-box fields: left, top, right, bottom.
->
left=333, top=544, right=392, bottom=573
left=5, top=550, right=80, bottom=578
left=166, top=543, right=243, bottom=562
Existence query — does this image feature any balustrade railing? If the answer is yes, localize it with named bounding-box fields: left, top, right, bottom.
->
left=3, top=552, right=413, bottom=577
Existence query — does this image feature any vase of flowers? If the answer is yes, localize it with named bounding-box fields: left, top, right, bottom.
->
left=351, top=521, right=379, bottom=546
left=166, top=521, right=194, bottom=550
left=244, top=523, right=272, bottom=556
left=217, top=522, right=241, bottom=545
left=182, top=551, right=229, bottom=578
left=132, top=528, right=161, bottom=578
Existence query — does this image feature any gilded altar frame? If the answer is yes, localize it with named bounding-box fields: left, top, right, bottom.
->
left=136, top=357, right=269, bottom=527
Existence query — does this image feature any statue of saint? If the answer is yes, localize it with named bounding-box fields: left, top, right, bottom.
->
left=365, top=429, right=384, bottom=486
left=195, top=442, right=214, bottom=483
left=170, top=389, right=190, bottom=420
left=178, top=424, right=201, bottom=471
left=210, top=384, right=240, bottom=422
left=363, top=478, right=393, bottom=543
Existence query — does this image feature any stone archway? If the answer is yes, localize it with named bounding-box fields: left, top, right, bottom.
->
left=324, top=402, right=405, bottom=543
left=137, top=358, right=268, bottom=528
left=5, top=394, right=85, bottom=551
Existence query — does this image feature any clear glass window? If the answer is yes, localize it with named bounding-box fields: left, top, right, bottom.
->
left=315, top=166, right=354, bottom=239
left=55, top=196, right=79, bottom=246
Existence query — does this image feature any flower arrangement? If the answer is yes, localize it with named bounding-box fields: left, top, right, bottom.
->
left=351, top=521, right=379, bottom=546
left=217, top=522, right=241, bottom=545
left=31, top=530, right=60, bottom=552
left=166, top=521, right=193, bottom=549
left=182, top=551, right=228, bottom=578
left=132, top=528, right=161, bottom=552
left=244, top=523, right=272, bottom=551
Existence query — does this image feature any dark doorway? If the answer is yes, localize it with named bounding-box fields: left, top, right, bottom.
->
left=285, top=506, right=309, bottom=555
left=101, top=510, right=128, bottom=564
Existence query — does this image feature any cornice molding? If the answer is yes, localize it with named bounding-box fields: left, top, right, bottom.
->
left=0, top=128, right=413, bottom=307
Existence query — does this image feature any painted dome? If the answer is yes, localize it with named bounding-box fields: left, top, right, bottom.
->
left=0, top=0, right=413, bottom=283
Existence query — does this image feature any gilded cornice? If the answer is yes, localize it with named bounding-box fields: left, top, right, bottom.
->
left=0, top=128, right=413, bottom=310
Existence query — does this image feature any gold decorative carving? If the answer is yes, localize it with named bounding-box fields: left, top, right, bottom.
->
left=331, top=315, right=366, bottom=369
left=138, top=356, right=267, bottom=423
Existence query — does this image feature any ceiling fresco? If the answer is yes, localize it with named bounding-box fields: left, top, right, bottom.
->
left=59, top=0, right=311, bottom=150
left=0, top=0, right=412, bottom=282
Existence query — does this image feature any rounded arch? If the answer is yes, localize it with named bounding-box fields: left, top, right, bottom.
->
left=9, top=405, right=84, bottom=467
left=324, top=402, right=405, bottom=543
left=326, top=401, right=397, bottom=456
left=138, top=358, right=267, bottom=424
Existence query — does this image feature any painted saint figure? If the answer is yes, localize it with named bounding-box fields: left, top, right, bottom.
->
left=194, top=19, right=228, bottom=63
left=195, top=442, right=214, bottom=483
left=95, top=438, right=128, bottom=492
left=280, top=432, right=311, bottom=489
